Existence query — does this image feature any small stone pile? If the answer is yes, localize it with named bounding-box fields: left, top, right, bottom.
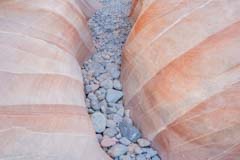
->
left=81, top=0, right=161, bottom=159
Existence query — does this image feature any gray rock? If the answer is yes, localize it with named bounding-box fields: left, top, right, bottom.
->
left=108, top=144, right=128, bottom=157
left=100, top=79, right=113, bottom=89
left=104, top=127, right=118, bottom=137
left=123, top=117, right=133, bottom=125
left=92, top=103, right=101, bottom=111
left=106, top=119, right=117, bottom=128
left=88, top=92, right=98, bottom=101
left=136, top=154, right=146, bottom=160
left=106, top=107, right=118, bottom=114
left=96, top=88, right=106, bottom=100
left=119, top=137, right=131, bottom=146
left=116, top=106, right=124, bottom=116
left=119, top=121, right=141, bottom=142
left=152, top=156, right=161, bottom=160
left=97, top=72, right=113, bottom=81
left=113, top=79, right=122, bottom=90
left=142, top=148, right=158, bottom=158
left=99, top=100, right=108, bottom=113
left=112, top=70, right=120, bottom=79
left=91, top=112, right=106, bottom=133
left=119, top=155, right=131, bottom=160
left=137, top=138, right=151, bottom=147
left=90, top=62, right=105, bottom=76
left=128, top=144, right=142, bottom=154
left=112, top=114, right=123, bottom=124
left=85, top=84, right=99, bottom=94
left=106, top=89, right=123, bottom=103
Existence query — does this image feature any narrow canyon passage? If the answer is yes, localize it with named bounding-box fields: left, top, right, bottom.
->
left=81, top=1, right=161, bottom=159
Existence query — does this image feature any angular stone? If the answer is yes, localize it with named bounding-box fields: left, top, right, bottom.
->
left=136, top=154, right=146, bottom=160
left=113, top=79, right=122, bottom=90
left=152, top=156, right=161, bottom=160
left=100, top=79, right=113, bottom=89
left=106, top=89, right=123, bottom=103
left=106, top=119, right=117, bottom=128
left=91, top=112, right=106, bottom=133
left=119, top=121, right=141, bottom=142
left=85, top=84, right=99, bottom=94
left=95, top=88, right=106, bottom=100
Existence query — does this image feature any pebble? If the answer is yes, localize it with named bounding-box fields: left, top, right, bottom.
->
left=152, top=156, right=161, bottom=160
left=119, top=137, right=131, bottom=146
left=91, top=112, right=107, bottom=133
left=119, top=121, right=141, bottom=142
left=113, top=79, right=122, bottom=90
left=100, top=79, right=113, bottom=89
left=103, top=127, right=118, bottom=137
left=137, top=138, right=151, bottom=147
left=119, top=155, right=131, bottom=160
left=106, top=119, right=117, bottom=128
left=136, top=154, right=146, bottom=160
left=85, top=84, right=99, bottom=94
left=108, top=144, right=128, bottom=157
left=106, top=89, right=123, bottom=103
left=101, top=136, right=117, bottom=147
left=96, top=88, right=106, bottom=100
left=128, top=144, right=142, bottom=154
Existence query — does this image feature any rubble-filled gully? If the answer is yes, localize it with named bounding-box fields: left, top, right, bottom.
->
left=81, top=1, right=161, bottom=160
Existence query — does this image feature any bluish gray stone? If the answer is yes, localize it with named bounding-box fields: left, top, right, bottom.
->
left=104, top=127, right=118, bottom=137
left=119, top=137, right=131, bottom=146
left=91, top=112, right=106, bottom=133
left=106, top=89, right=123, bottom=103
left=100, top=79, right=113, bottom=89
left=152, top=156, right=161, bottom=160
left=136, top=154, right=146, bottom=160
left=119, top=121, right=141, bottom=142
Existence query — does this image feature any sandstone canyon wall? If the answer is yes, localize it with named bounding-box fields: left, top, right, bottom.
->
left=0, top=0, right=110, bottom=159
left=122, top=0, right=240, bottom=159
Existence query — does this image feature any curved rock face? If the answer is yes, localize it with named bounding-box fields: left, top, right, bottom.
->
left=123, top=0, right=240, bottom=159
left=0, top=0, right=110, bottom=159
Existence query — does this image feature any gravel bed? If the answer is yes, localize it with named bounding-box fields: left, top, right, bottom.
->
left=82, top=1, right=161, bottom=159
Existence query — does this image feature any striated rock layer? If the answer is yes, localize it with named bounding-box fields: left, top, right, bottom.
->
left=0, top=0, right=110, bottom=159
left=122, top=0, right=240, bottom=159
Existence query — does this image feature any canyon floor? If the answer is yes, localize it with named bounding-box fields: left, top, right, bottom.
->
left=81, top=0, right=161, bottom=160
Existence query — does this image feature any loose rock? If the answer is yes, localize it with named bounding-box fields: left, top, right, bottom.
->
left=91, top=112, right=107, bottom=133
left=101, top=136, right=117, bottom=147
left=106, top=89, right=123, bottom=103
left=137, top=138, right=151, bottom=147
left=108, top=144, right=128, bottom=157
left=119, top=121, right=141, bottom=142
left=82, top=0, right=161, bottom=159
